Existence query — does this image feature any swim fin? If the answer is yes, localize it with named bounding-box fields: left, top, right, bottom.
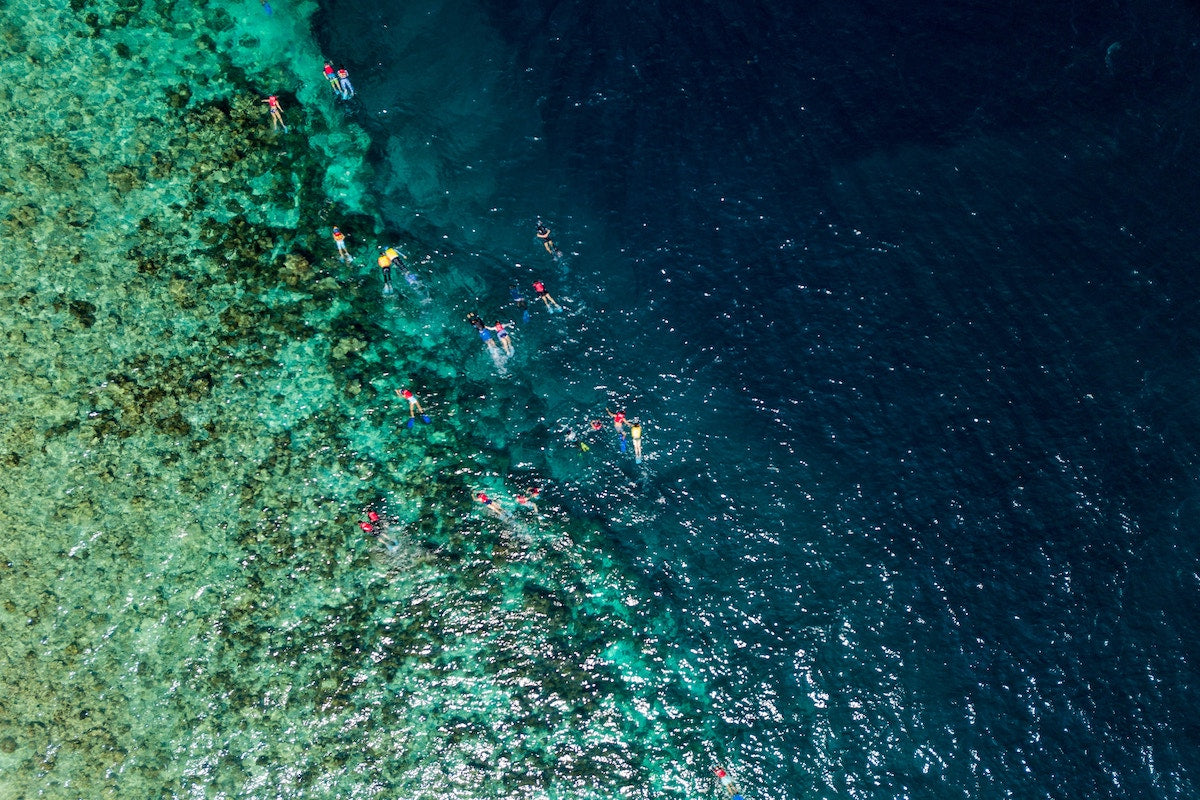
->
left=262, top=2, right=272, bottom=13
left=422, top=415, right=432, bottom=424
left=383, top=282, right=395, bottom=297
left=619, top=436, right=627, bottom=453
left=406, top=418, right=415, bottom=429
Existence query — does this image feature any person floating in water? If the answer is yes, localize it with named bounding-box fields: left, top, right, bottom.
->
left=487, top=321, right=514, bottom=355
left=477, top=492, right=505, bottom=518
left=510, top=285, right=530, bottom=323
left=395, top=388, right=431, bottom=426
left=337, top=68, right=355, bottom=100
left=714, top=768, right=744, bottom=800
left=607, top=408, right=628, bottom=452
left=376, top=253, right=394, bottom=294
left=263, top=94, right=288, bottom=132
left=332, top=226, right=352, bottom=262
left=467, top=312, right=500, bottom=353
left=515, top=487, right=540, bottom=514
left=629, top=419, right=643, bottom=463
left=323, top=62, right=340, bottom=94
left=535, top=220, right=555, bottom=254
left=533, top=280, right=563, bottom=312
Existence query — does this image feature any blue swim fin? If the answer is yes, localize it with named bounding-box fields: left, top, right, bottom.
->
left=406, top=418, right=415, bottom=429
left=262, top=1, right=273, bottom=14
left=523, top=310, right=531, bottom=323
left=619, top=435, right=627, bottom=453
left=422, top=415, right=432, bottom=424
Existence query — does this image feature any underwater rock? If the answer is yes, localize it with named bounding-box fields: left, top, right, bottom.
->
left=185, top=371, right=213, bottom=401
left=67, top=299, right=96, bottom=328
left=20, top=163, right=51, bottom=191
left=2, top=203, right=40, bottom=233
left=167, top=277, right=196, bottom=309
left=331, top=337, right=365, bottom=361
left=158, top=412, right=192, bottom=437
left=65, top=204, right=96, bottom=229
left=279, top=254, right=312, bottom=287
left=107, top=166, right=143, bottom=194
left=164, top=84, right=191, bottom=109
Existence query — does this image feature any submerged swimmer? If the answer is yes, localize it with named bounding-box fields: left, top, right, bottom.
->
left=510, top=285, right=530, bottom=323
left=535, top=221, right=555, bottom=254
left=263, top=94, right=288, bottom=132
left=467, top=312, right=499, bottom=352
left=376, top=253, right=394, bottom=294
left=396, top=388, right=431, bottom=426
left=515, top=487, right=540, bottom=514
left=487, top=321, right=514, bottom=355
left=323, top=63, right=339, bottom=94
left=337, top=68, right=355, bottom=100
left=714, top=768, right=744, bottom=800
left=331, top=227, right=352, bottom=262
left=533, top=280, right=563, bottom=312
left=607, top=408, right=628, bottom=452
left=476, top=492, right=506, bottom=518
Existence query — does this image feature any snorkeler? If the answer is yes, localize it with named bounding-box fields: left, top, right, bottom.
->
left=510, top=285, right=530, bottom=323
left=535, top=220, right=555, bottom=254
left=376, top=253, right=394, bottom=294
left=395, top=388, right=431, bottom=427
left=476, top=492, right=505, bottom=518
left=467, top=312, right=499, bottom=352
left=629, top=419, right=643, bottom=463
left=714, top=768, right=744, bottom=800
left=606, top=408, right=627, bottom=435
left=323, top=62, right=339, bottom=94
left=515, top=487, right=540, bottom=514
left=332, top=227, right=352, bottom=263
left=532, top=280, right=563, bottom=312
left=487, top=321, right=514, bottom=355
left=263, top=94, right=288, bottom=132
left=337, top=68, right=354, bottom=100
left=384, top=246, right=403, bottom=267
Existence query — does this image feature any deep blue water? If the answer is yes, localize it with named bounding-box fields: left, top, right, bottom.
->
left=317, top=0, right=1200, bottom=796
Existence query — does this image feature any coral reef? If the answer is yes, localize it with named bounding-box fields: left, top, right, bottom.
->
left=0, top=0, right=707, bottom=797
